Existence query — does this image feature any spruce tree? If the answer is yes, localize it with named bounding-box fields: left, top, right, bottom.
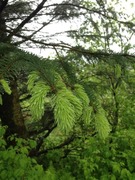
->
left=0, top=0, right=134, bottom=160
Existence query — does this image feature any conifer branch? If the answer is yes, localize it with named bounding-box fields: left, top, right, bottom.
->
left=2, top=28, right=135, bottom=60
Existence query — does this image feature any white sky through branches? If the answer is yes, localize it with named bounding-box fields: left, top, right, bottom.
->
left=25, top=0, right=135, bottom=57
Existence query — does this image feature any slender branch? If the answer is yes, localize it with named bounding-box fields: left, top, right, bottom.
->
left=37, top=134, right=75, bottom=156
left=36, top=124, right=57, bottom=152
left=7, top=0, right=48, bottom=40
left=15, top=16, right=57, bottom=45
left=29, top=119, right=55, bottom=136
left=29, top=124, right=57, bottom=157
left=43, top=3, right=134, bottom=27
left=3, top=28, right=135, bottom=60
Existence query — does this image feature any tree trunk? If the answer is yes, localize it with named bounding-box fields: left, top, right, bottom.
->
left=0, top=1, right=28, bottom=138
left=0, top=78, right=28, bottom=138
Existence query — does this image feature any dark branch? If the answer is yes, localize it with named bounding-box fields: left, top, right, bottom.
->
left=3, top=29, right=135, bottom=60
left=36, top=124, right=57, bottom=151
left=37, top=134, right=75, bottom=156
left=0, top=0, right=8, bottom=14
left=29, top=124, right=57, bottom=157
left=29, top=119, right=55, bottom=136
left=44, top=3, right=134, bottom=26
left=6, top=0, right=48, bottom=40
left=14, top=16, right=57, bottom=45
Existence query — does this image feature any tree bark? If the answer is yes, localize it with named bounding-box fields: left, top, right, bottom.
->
left=0, top=78, right=28, bottom=138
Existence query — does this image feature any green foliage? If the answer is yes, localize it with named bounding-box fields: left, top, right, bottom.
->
left=54, top=128, right=135, bottom=179
left=0, top=126, right=45, bottom=180
left=0, top=79, right=11, bottom=95
left=27, top=71, right=40, bottom=92
left=73, top=84, right=92, bottom=124
left=0, top=94, right=2, bottom=105
left=73, top=84, right=90, bottom=106
left=0, top=44, right=98, bottom=138
left=95, top=108, right=111, bottom=140
left=44, top=163, right=75, bottom=180
left=41, top=47, right=135, bottom=179
left=29, top=80, right=50, bottom=120
left=27, top=66, right=94, bottom=133
left=44, top=164, right=57, bottom=180
left=53, top=88, right=82, bottom=133
left=0, top=2, right=135, bottom=178
left=82, top=106, right=92, bottom=125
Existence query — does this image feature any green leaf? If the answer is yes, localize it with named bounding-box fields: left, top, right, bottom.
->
left=112, top=162, right=121, bottom=174
left=19, top=158, right=28, bottom=168
left=0, top=126, right=6, bottom=137
left=0, top=79, right=11, bottom=94
left=44, top=165, right=57, bottom=180
left=20, top=147, right=29, bottom=154
left=111, top=175, right=116, bottom=180
left=29, top=140, right=37, bottom=149
left=120, top=168, right=132, bottom=179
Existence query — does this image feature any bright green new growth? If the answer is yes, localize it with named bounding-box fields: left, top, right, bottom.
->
left=73, top=84, right=92, bottom=124
left=74, top=84, right=90, bottom=106
left=27, top=74, right=94, bottom=134
left=28, top=71, right=50, bottom=120
left=82, top=106, right=93, bottom=125
left=0, top=79, right=11, bottom=95
left=0, top=94, right=2, bottom=105
left=95, top=108, right=111, bottom=140
left=0, top=43, right=112, bottom=139
left=29, top=81, right=50, bottom=120
left=27, top=71, right=40, bottom=92
left=53, top=88, right=82, bottom=133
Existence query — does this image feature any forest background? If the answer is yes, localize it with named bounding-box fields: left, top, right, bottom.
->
left=0, top=0, right=135, bottom=179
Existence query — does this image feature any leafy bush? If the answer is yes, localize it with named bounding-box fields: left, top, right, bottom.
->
left=0, top=126, right=45, bottom=180
left=55, top=129, right=135, bottom=180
